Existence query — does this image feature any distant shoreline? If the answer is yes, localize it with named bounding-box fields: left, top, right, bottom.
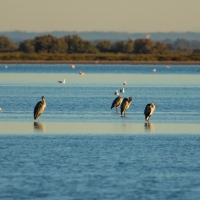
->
left=1, top=60, right=200, bottom=65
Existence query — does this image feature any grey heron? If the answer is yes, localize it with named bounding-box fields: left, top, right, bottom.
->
left=34, top=96, right=46, bottom=120
left=120, top=97, right=132, bottom=116
left=144, top=103, right=156, bottom=121
left=111, top=96, right=123, bottom=112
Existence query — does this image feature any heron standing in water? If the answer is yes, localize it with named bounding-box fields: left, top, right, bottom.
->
left=144, top=102, right=156, bottom=121
left=34, top=96, right=46, bottom=120
left=120, top=97, right=132, bottom=116
left=111, top=96, right=123, bottom=112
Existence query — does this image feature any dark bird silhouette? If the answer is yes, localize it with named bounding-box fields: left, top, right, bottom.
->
left=111, top=96, right=123, bottom=112
left=120, top=97, right=132, bottom=116
left=34, top=96, right=46, bottom=120
left=144, top=102, right=156, bottom=121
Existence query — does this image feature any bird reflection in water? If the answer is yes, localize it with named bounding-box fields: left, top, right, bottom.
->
left=144, top=122, right=155, bottom=133
left=34, top=122, right=46, bottom=132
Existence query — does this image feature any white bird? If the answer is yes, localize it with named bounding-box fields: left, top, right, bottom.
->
left=144, top=103, right=156, bottom=121
left=71, top=64, right=75, bottom=69
left=123, top=81, right=127, bottom=85
left=166, top=65, right=170, bottom=68
left=34, top=96, right=46, bottom=121
left=79, top=71, right=84, bottom=75
left=0, top=107, right=2, bottom=111
left=58, top=79, right=66, bottom=84
left=120, top=88, right=125, bottom=93
left=115, top=90, right=119, bottom=95
left=111, top=96, right=123, bottom=112
left=120, top=97, right=132, bottom=116
left=152, top=68, right=156, bottom=72
left=5, top=65, right=8, bottom=68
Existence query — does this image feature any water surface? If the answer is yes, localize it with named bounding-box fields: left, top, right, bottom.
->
left=0, top=64, right=200, bottom=199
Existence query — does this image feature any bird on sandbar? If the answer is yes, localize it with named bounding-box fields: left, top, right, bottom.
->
left=144, top=102, right=156, bottom=122
left=58, top=79, right=66, bottom=84
left=123, top=81, right=127, bottom=85
left=34, top=96, right=46, bottom=121
left=111, top=96, right=123, bottom=112
left=120, top=97, right=132, bottom=116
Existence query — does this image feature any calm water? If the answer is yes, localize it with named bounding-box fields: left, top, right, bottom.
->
left=0, top=64, right=200, bottom=199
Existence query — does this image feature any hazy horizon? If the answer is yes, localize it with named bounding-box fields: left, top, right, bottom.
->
left=1, top=0, right=200, bottom=33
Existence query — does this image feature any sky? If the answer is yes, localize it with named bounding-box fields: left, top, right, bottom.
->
left=1, top=0, right=200, bottom=33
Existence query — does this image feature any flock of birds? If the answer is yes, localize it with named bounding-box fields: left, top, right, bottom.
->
left=33, top=80, right=156, bottom=122
left=110, top=81, right=156, bottom=122
left=2, top=64, right=156, bottom=122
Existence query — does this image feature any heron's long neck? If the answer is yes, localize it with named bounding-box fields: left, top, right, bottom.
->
left=42, top=99, right=46, bottom=107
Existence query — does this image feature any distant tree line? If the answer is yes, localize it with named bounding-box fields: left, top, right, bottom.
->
left=1, top=34, right=200, bottom=54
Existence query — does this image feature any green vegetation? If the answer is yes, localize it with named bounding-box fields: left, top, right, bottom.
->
left=1, top=34, right=200, bottom=61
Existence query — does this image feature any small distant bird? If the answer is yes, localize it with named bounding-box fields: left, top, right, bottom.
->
left=0, top=107, right=2, bottom=111
left=34, top=96, right=46, bottom=120
left=71, top=64, right=75, bottom=69
left=166, top=65, right=170, bottom=69
left=115, top=90, right=119, bottom=95
left=152, top=68, right=156, bottom=72
left=144, top=103, right=156, bottom=121
left=58, top=79, right=66, bottom=84
left=120, top=97, right=132, bottom=116
left=123, top=81, right=127, bottom=85
left=120, top=88, right=125, bottom=93
left=79, top=71, right=84, bottom=75
left=111, top=96, right=123, bottom=112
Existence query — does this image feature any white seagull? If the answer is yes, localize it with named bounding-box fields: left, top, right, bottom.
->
left=58, top=79, right=66, bottom=84
left=120, top=88, right=125, bottom=93
left=115, top=90, right=119, bottom=96
left=123, top=81, right=127, bottom=85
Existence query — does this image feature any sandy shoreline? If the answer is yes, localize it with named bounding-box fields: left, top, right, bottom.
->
left=0, top=60, right=200, bottom=65
left=1, top=122, right=200, bottom=134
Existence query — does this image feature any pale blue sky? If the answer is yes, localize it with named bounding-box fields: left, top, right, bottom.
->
left=1, top=0, right=200, bottom=33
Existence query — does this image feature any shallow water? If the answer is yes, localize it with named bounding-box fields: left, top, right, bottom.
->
left=1, top=134, right=200, bottom=199
left=0, top=64, right=200, bottom=199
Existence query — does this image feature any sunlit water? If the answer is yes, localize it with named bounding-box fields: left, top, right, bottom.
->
left=0, top=64, right=200, bottom=199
